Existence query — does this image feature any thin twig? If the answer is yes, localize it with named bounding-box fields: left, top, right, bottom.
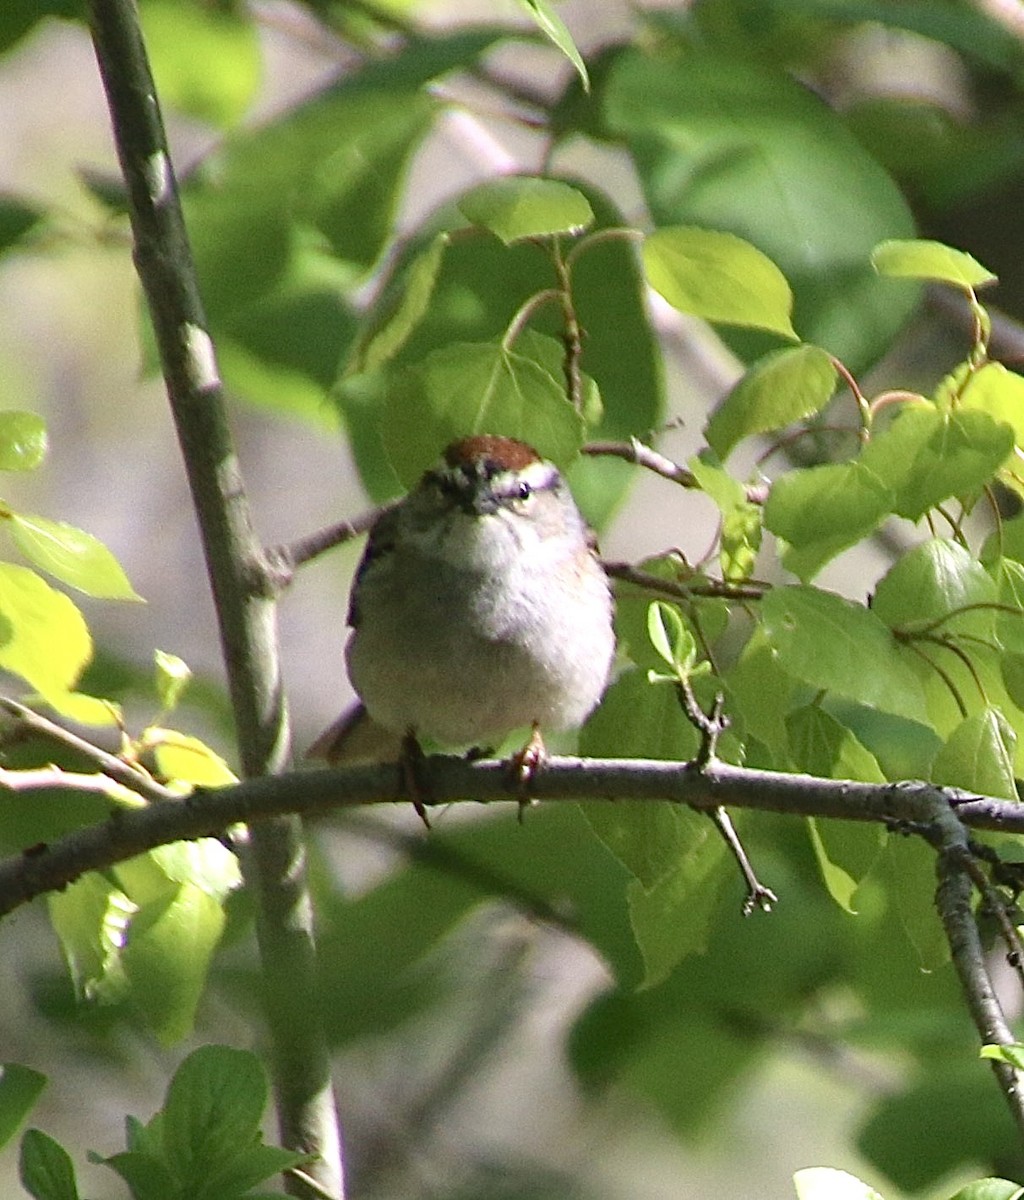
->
left=0, top=697, right=177, bottom=803
left=603, top=561, right=769, bottom=602
left=582, top=439, right=770, bottom=505
left=266, top=503, right=391, bottom=585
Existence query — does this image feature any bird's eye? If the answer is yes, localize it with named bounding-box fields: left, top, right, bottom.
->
left=516, top=481, right=532, bottom=501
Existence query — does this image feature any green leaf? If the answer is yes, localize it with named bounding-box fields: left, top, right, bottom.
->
left=39, top=690, right=121, bottom=727
left=864, top=407, right=1014, bottom=522
left=627, top=832, right=729, bottom=988
left=765, top=460, right=893, bottom=581
left=148, top=840, right=242, bottom=906
left=19, top=1129, right=79, bottom=1200
left=879, top=835, right=949, bottom=970
left=761, top=586, right=925, bottom=721
left=93, top=1149, right=176, bottom=1200
left=960, top=362, right=1024, bottom=492
left=947, top=1180, right=1024, bottom=1200
left=0, top=410, right=46, bottom=471
left=346, top=232, right=448, bottom=376
left=516, top=0, right=589, bottom=92
left=931, top=708, right=1017, bottom=801
left=606, top=47, right=917, bottom=370
left=0, top=1065, right=46, bottom=1150
left=0, top=196, right=43, bottom=256
left=48, top=874, right=133, bottom=1005
left=0, top=563, right=91, bottom=704
left=643, top=226, right=797, bottom=339
left=140, top=0, right=261, bottom=128
left=151, top=728, right=239, bottom=786
left=123, top=885, right=226, bottom=1045
left=871, top=238, right=997, bottom=290
left=981, top=1043, right=1024, bottom=1071
left=458, top=176, right=594, bottom=244
left=9, top=513, right=142, bottom=600
left=991, top=558, right=1024, bottom=653
left=646, top=601, right=691, bottom=671
left=383, top=338, right=585, bottom=486
left=872, top=539, right=998, bottom=641
left=154, top=649, right=191, bottom=713
left=163, top=1046, right=268, bottom=1185
left=793, top=1166, right=884, bottom=1200
left=705, top=344, right=837, bottom=459
left=785, top=706, right=887, bottom=784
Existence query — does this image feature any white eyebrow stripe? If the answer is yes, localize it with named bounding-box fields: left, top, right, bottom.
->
left=516, top=460, right=559, bottom=491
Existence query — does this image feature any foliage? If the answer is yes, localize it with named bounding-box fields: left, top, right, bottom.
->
left=4, top=1, right=1024, bottom=1197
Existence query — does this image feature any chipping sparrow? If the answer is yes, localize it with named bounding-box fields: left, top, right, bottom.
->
left=311, top=435, right=615, bottom=761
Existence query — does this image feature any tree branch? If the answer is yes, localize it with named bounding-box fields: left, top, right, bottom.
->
left=4, top=757, right=1024, bottom=917
left=84, top=2, right=342, bottom=1194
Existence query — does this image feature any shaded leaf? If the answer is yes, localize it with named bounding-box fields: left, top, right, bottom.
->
left=761, top=586, right=925, bottom=720
left=153, top=650, right=192, bottom=714
left=643, top=226, right=797, bottom=339
left=872, top=539, right=998, bottom=641
left=706, top=344, right=837, bottom=459
left=458, top=176, right=594, bottom=244
left=383, top=338, right=584, bottom=486
left=19, top=1129, right=79, bottom=1200
left=123, top=884, right=226, bottom=1045
left=0, top=1065, right=46, bottom=1150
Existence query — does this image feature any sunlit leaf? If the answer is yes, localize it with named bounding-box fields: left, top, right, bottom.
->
left=0, top=563, right=91, bottom=701
left=9, top=514, right=142, bottom=600
left=0, top=411, right=46, bottom=471
left=872, top=539, right=998, bottom=641
left=872, top=238, right=996, bottom=290
left=766, top=460, right=894, bottom=581
left=458, top=176, right=594, bottom=244
left=48, top=874, right=134, bottom=1005
left=794, top=1166, right=884, bottom=1200
left=154, top=650, right=191, bottom=714
left=148, top=729, right=237, bottom=788
left=643, top=226, right=797, bottom=339
left=931, top=708, right=1017, bottom=801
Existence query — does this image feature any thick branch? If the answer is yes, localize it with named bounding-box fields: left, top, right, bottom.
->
left=4, top=758, right=1023, bottom=918
left=85, top=2, right=341, bottom=1195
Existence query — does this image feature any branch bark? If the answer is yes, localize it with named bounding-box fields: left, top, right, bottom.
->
left=84, top=2, right=343, bottom=1195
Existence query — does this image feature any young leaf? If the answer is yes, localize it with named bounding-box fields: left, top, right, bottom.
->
left=761, top=586, right=925, bottom=720
left=980, top=1044, right=1024, bottom=1071
left=960, top=362, right=1024, bottom=491
left=383, top=338, right=584, bottom=486
left=148, top=729, right=237, bottom=788
left=931, top=708, right=1017, bottom=801
left=0, top=563, right=92, bottom=703
left=871, top=238, right=997, bottom=290
left=38, top=690, right=122, bottom=727
left=458, top=176, right=594, bottom=245
left=0, top=411, right=47, bottom=471
left=705, top=344, right=837, bottom=459
left=9, top=513, right=142, bottom=600
left=517, top=0, right=589, bottom=93
left=154, top=649, right=192, bottom=713
left=646, top=601, right=691, bottom=671
left=0, top=1065, right=46, bottom=1150
left=643, top=226, right=798, bottom=339
left=765, top=460, right=893, bottom=581
left=793, top=1166, right=884, bottom=1200
left=19, top=1129, right=80, bottom=1200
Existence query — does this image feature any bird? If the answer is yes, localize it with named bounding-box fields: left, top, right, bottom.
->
left=309, top=435, right=615, bottom=787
